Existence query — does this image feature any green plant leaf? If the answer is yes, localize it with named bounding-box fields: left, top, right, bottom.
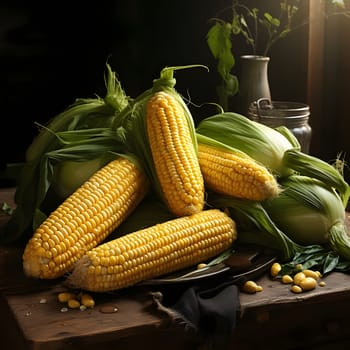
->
left=207, top=21, right=235, bottom=80
left=264, top=13, right=280, bottom=27
left=323, top=251, right=340, bottom=274
left=231, top=14, right=241, bottom=34
left=224, top=73, right=239, bottom=96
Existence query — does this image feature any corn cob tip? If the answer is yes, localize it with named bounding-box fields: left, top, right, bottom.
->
left=22, top=245, right=45, bottom=278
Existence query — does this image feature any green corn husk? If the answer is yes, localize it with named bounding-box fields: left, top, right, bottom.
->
left=207, top=192, right=303, bottom=262
left=24, top=64, right=129, bottom=164
left=196, top=112, right=296, bottom=177
left=39, top=127, right=125, bottom=204
left=263, top=175, right=350, bottom=261
left=196, top=112, right=350, bottom=207
left=0, top=64, right=130, bottom=244
left=282, top=149, right=350, bottom=208
left=207, top=190, right=350, bottom=274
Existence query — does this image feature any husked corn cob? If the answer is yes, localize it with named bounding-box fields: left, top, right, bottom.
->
left=146, top=91, right=204, bottom=217
left=198, top=143, right=280, bottom=201
left=22, top=157, right=149, bottom=279
left=67, top=209, right=237, bottom=292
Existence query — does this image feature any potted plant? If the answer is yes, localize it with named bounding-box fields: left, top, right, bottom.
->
left=207, top=0, right=349, bottom=113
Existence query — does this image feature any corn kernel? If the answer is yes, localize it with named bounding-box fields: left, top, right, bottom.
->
left=302, top=269, right=320, bottom=280
left=67, top=299, right=81, bottom=309
left=293, top=272, right=306, bottom=286
left=197, top=263, right=207, bottom=269
left=299, top=277, right=317, bottom=291
left=281, top=274, right=293, bottom=284
left=242, top=280, right=260, bottom=293
left=81, top=293, right=95, bottom=308
left=255, top=285, right=263, bottom=292
left=58, top=292, right=77, bottom=303
left=295, top=263, right=303, bottom=271
left=270, top=262, right=281, bottom=277
left=291, top=285, right=303, bottom=293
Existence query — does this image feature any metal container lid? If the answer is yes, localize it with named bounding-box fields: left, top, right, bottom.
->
left=248, top=98, right=310, bottom=128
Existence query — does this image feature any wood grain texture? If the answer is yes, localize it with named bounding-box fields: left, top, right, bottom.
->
left=1, top=188, right=350, bottom=349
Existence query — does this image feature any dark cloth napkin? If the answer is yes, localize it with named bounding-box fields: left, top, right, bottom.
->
left=151, top=278, right=240, bottom=349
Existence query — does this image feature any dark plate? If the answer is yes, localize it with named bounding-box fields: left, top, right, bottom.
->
left=140, top=245, right=277, bottom=286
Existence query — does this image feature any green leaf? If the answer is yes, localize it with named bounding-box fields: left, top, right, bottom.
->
left=217, top=52, right=234, bottom=79
left=207, top=22, right=228, bottom=59
left=239, top=14, right=248, bottom=29
left=251, top=8, right=259, bottom=19
left=231, top=14, right=241, bottom=35
left=224, top=73, right=239, bottom=97
left=207, top=21, right=235, bottom=81
left=335, top=260, right=350, bottom=271
left=279, top=246, right=344, bottom=276
left=323, top=251, right=340, bottom=274
left=279, top=28, right=291, bottom=39
left=264, top=13, right=280, bottom=27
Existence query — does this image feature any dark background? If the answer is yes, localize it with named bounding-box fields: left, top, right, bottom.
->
left=1, top=0, right=217, bottom=167
left=1, top=0, right=349, bottom=182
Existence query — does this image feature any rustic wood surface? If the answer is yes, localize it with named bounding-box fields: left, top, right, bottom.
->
left=1, top=188, right=350, bottom=350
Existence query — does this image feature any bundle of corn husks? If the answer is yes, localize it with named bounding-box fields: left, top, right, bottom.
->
left=2, top=64, right=349, bottom=293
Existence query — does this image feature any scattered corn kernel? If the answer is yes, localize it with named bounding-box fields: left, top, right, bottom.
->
left=295, top=264, right=303, bottom=271
left=67, top=299, right=81, bottom=309
left=293, top=272, right=306, bottom=286
left=319, top=281, right=326, bottom=287
left=197, top=263, right=207, bottom=269
left=303, top=269, right=320, bottom=280
left=281, top=274, right=294, bottom=284
left=291, top=285, right=303, bottom=293
left=255, top=285, right=263, bottom=292
left=81, top=293, right=95, bottom=308
left=242, top=280, right=261, bottom=293
left=299, top=277, right=317, bottom=291
left=270, top=262, right=281, bottom=277
left=58, top=292, right=77, bottom=303
left=315, top=271, right=322, bottom=278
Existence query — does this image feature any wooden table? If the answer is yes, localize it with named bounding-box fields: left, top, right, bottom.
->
left=1, top=188, right=350, bottom=350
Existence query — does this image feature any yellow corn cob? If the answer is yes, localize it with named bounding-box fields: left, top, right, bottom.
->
left=66, top=209, right=237, bottom=292
left=198, top=143, right=280, bottom=201
left=22, top=157, right=149, bottom=279
left=146, top=91, right=204, bottom=217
